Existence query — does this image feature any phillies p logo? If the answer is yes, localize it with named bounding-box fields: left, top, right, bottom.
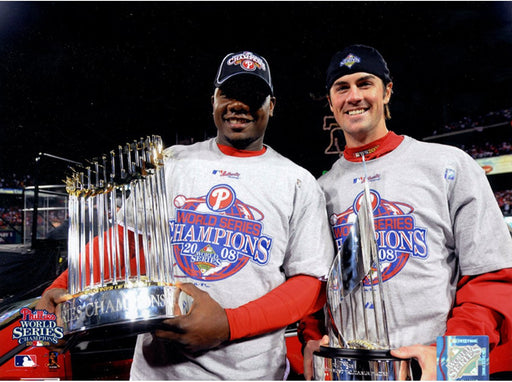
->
left=207, top=185, right=235, bottom=211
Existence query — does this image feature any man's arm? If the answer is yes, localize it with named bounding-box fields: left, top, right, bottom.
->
left=445, top=268, right=512, bottom=343
left=153, top=275, right=325, bottom=353
left=37, top=225, right=139, bottom=317
left=391, top=268, right=512, bottom=378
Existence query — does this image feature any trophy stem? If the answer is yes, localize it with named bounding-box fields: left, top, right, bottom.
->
left=95, top=161, right=105, bottom=286
left=87, top=167, right=95, bottom=288
left=131, top=182, right=141, bottom=282
left=68, top=194, right=79, bottom=295
left=79, top=181, right=86, bottom=291
left=111, top=186, right=120, bottom=284
left=359, top=285, right=369, bottom=341
left=140, top=179, right=152, bottom=280
left=156, top=164, right=174, bottom=284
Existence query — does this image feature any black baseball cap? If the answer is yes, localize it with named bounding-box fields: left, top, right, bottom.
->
left=214, top=51, right=274, bottom=96
left=326, top=44, right=392, bottom=91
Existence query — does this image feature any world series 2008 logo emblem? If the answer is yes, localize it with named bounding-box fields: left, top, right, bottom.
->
left=330, top=189, right=428, bottom=285
left=340, top=53, right=361, bottom=68
left=12, top=308, right=64, bottom=346
left=170, top=185, right=273, bottom=281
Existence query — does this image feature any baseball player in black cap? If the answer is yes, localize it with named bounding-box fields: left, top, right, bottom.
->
left=300, top=44, right=512, bottom=380
left=38, top=50, right=335, bottom=380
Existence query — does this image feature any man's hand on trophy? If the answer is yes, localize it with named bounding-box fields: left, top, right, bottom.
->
left=391, top=344, right=436, bottom=380
left=303, top=335, right=329, bottom=380
left=35, top=288, right=72, bottom=353
left=36, top=288, right=72, bottom=324
left=154, top=283, right=230, bottom=354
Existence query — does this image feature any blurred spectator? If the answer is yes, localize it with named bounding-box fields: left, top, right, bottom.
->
left=0, top=207, right=23, bottom=228
left=454, top=140, right=512, bottom=159
left=495, top=189, right=512, bottom=216
left=0, top=173, right=33, bottom=188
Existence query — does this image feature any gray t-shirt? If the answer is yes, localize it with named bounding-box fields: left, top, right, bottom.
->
left=130, top=138, right=334, bottom=380
left=318, top=135, right=512, bottom=348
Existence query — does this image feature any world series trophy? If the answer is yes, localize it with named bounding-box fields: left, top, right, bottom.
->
left=313, top=161, right=412, bottom=380
left=58, top=135, right=191, bottom=339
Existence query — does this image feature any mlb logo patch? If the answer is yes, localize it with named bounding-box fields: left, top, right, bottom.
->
left=14, top=355, right=37, bottom=367
left=444, top=168, right=456, bottom=180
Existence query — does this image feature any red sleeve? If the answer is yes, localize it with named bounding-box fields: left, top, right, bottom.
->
left=445, top=268, right=512, bottom=350
left=45, top=268, right=69, bottom=291
left=43, top=225, right=142, bottom=294
left=225, top=275, right=326, bottom=341
left=297, top=308, right=326, bottom=346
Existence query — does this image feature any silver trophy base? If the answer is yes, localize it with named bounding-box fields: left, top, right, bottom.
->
left=313, top=346, right=412, bottom=381
left=58, top=282, right=191, bottom=338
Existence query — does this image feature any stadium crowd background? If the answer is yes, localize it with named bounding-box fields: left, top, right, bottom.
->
left=435, top=113, right=512, bottom=220
left=0, top=173, right=33, bottom=189
left=431, top=106, right=512, bottom=136
left=427, top=106, right=512, bottom=218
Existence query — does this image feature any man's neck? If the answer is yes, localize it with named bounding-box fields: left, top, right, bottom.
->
left=217, top=142, right=267, bottom=157
left=216, top=136, right=264, bottom=152
left=343, top=131, right=404, bottom=162
left=345, top=124, right=389, bottom=148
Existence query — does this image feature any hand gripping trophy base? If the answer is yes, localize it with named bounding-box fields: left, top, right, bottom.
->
left=313, top=346, right=411, bottom=381
left=58, top=281, right=192, bottom=340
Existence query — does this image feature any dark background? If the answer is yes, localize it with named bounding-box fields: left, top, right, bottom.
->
left=0, top=1, right=511, bottom=181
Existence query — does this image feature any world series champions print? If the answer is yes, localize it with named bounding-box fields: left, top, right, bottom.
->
left=329, top=189, right=428, bottom=285
left=170, top=184, right=273, bottom=281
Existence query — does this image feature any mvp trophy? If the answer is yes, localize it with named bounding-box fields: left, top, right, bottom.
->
left=58, top=136, right=190, bottom=338
left=313, top=161, right=412, bottom=380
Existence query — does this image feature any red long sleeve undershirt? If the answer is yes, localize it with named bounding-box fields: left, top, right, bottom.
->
left=445, top=268, right=512, bottom=373
left=225, top=275, right=325, bottom=340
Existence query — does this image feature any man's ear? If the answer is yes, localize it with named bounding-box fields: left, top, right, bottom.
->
left=211, top=90, right=216, bottom=108
left=327, top=95, right=334, bottom=112
left=269, top=97, right=276, bottom=117
left=384, top=82, right=393, bottom=104
left=211, top=88, right=220, bottom=108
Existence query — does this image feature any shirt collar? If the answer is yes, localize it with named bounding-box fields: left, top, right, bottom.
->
left=343, top=131, right=404, bottom=162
